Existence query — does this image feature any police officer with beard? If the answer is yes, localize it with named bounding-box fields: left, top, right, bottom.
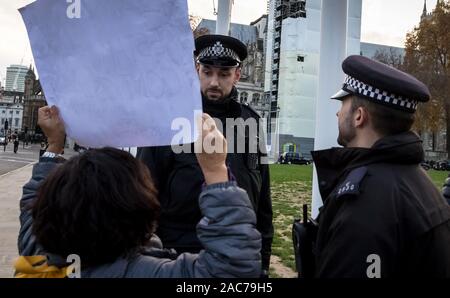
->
left=137, top=35, right=273, bottom=277
left=311, top=55, right=450, bottom=278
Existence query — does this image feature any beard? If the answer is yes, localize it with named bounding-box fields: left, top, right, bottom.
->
left=204, top=86, right=234, bottom=101
left=337, top=114, right=356, bottom=147
left=204, top=88, right=224, bottom=100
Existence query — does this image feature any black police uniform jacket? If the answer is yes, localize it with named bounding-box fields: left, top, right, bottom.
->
left=312, top=131, right=450, bottom=278
left=137, top=88, right=273, bottom=271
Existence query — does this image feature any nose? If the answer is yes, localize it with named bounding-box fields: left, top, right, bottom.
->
left=209, top=74, right=219, bottom=87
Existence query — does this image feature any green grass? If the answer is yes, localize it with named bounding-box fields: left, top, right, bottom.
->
left=427, top=170, right=449, bottom=188
left=269, top=164, right=448, bottom=187
left=269, top=164, right=448, bottom=274
left=269, top=164, right=313, bottom=273
left=270, top=164, right=313, bottom=184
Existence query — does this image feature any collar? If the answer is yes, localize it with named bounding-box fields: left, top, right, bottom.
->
left=312, top=131, right=424, bottom=199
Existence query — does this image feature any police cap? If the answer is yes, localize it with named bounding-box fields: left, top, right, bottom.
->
left=331, top=55, right=431, bottom=113
left=194, top=34, right=248, bottom=68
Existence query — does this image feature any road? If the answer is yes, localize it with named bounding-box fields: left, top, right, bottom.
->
left=0, top=143, right=41, bottom=176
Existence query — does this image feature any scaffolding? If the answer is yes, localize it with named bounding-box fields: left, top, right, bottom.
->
left=277, top=0, right=306, bottom=20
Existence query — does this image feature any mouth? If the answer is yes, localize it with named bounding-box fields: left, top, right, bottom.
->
left=207, top=90, right=222, bottom=97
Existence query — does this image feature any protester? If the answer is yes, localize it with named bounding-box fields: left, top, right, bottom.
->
left=15, top=106, right=261, bottom=278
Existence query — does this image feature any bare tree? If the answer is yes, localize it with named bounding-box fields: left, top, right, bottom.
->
left=372, top=48, right=404, bottom=69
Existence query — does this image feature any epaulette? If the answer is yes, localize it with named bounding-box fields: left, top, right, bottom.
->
left=335, top=166, right=368, bottom=199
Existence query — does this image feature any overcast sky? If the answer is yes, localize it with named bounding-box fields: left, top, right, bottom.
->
left=0, top=0, right=438, bottom=84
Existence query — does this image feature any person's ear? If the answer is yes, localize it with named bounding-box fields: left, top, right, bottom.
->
left=354, top=107, right=368, bottom=128
left=234, top=68, right=241, bottom=84
left=196, top=63, right=201, bottom=74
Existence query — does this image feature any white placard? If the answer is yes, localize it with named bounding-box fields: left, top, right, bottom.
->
left=20, top=0, right=201, bottom=147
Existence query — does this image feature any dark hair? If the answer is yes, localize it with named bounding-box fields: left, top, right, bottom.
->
left=351, top=96, right=415, bottom=136
left=32, top=147, right=160, bottom=267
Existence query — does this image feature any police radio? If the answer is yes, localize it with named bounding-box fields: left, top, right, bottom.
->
left=292, top=204, right=318, bottom=278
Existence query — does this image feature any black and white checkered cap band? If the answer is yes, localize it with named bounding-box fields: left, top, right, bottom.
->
left=343, top=76, right=418, bottom=112
left=197, top=41, right=240, bottom=62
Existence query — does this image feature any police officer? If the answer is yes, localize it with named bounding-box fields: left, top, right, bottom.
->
left=137, top=35, right=273, bottom=276
left=312, top=55, right=450, bottom=278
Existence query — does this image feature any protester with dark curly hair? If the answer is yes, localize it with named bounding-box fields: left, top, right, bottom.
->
left=15, top=106, right=261, bottom=278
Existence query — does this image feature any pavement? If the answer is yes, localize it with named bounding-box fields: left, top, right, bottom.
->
left=0, top=143, right=77, bottom=278
left=0, top=143, right=40, bottom=176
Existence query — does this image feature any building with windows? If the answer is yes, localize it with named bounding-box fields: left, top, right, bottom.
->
left=22, top=66, right=46, bottom=135
left=0, top=88, right=24, bottom=134
left=5, top=65, right=28, bottom=92
left=263, top=0, right=363, bottom=158
left=264, top=0, right=422, bottom=158
left=195, top=1, right=425, bottom=159
left=0, top=103, right=23, bottom=134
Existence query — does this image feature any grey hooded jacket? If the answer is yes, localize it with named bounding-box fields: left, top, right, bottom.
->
left=17, top=160, right=262, bottom=278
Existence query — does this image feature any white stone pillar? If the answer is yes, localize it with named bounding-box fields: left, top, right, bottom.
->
left=216, top=0, right=233, bottom=35
left=312, top=0, right=348, bottom=218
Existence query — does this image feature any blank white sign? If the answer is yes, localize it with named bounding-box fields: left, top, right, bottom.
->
left=20, top=0, right=201, bottom=147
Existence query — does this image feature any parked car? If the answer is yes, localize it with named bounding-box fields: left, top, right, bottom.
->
left=279, top=152, right=311, bottom=165
left=0, top=134, right=7, bottom=146
left=420, top=161, right=431, bottom=171
left=434, top=160, right=450, bottom=171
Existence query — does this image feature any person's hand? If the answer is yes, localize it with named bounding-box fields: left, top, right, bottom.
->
left=195, top=113, right=228, bottom=185
left=37, top=106, right=65, bottom=154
